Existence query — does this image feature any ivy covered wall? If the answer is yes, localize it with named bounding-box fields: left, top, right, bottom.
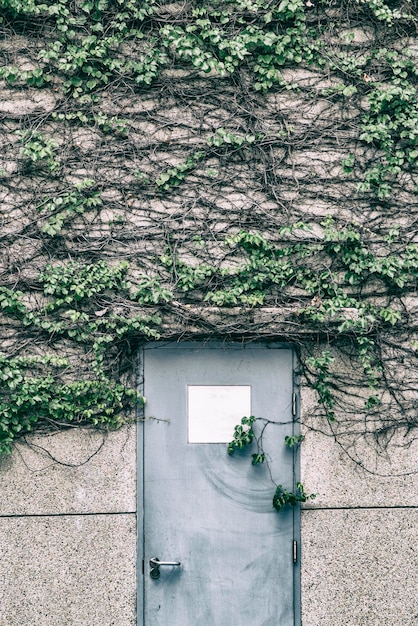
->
left=1, top=2, right=418, bottom=624
left=0, top=0, right=417, bottom=470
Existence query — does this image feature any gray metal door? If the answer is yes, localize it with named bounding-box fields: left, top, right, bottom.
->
left=139, top=342, right=299, bottom=625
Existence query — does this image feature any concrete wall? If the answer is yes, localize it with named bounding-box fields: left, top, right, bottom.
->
left=300, top=393, right=418, bottom=625
left=0, top=428, right=137, bottom=626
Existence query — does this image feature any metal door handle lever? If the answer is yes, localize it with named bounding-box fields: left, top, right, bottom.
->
left=149, top=557, right=181, bottom=579
left=150, top=557, right=181, bottom=567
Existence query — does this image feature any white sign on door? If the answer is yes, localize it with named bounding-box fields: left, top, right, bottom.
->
left=187, top=385, right=251, bottom=443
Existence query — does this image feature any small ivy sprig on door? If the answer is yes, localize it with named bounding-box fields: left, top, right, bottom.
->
left=227, top=416, right=315, bottom=513
left=273, top=482, right=316, bottom=513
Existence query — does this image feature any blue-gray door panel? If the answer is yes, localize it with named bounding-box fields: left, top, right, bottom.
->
left=141, top=343, right=296, bottom=625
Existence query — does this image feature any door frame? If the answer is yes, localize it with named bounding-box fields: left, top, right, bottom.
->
left=136, top=340, right=302, bottom=626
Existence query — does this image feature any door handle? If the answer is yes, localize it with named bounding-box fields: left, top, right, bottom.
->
left=149, top=557, right=181, bottom=579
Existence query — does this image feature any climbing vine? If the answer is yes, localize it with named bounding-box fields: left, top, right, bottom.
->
left=228, top=416, right=315, bottom=511
left=0, top=0, right=417, bottom=495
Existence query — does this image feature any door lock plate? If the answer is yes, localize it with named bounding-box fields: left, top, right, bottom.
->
left=150, top=567, right=160, bottom=580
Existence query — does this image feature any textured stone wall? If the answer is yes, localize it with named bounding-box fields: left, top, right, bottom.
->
left=301, top=387, right=418, bottom=625
left=0, top=428, right=137, bottom=625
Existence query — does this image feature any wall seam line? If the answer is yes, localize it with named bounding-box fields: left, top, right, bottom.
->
left=0, top=511, right=137, bottom=519
left=302, top=505, right=418, bottom=511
